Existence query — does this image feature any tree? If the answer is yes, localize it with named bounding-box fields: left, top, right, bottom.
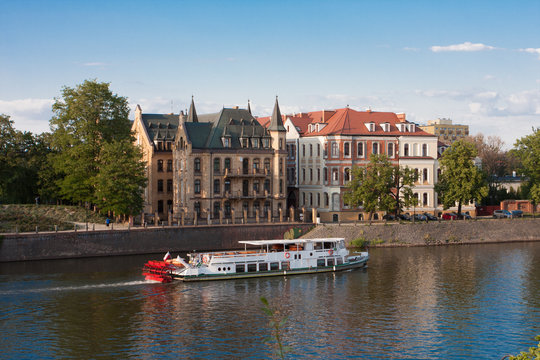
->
left=436, top=140, right=488, bottom=217
left=344, top=154, right=415, bottom=222
left=49, top=80, right=132, bottom=205
left=512, top=127, right=540, bottom=215
left=0, top=114, right=53, bottom=203
left=95, top=140, right=147, bottom=217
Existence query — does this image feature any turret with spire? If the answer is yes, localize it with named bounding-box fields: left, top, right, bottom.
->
left=187, top=96, right=198, bottom=123
left=247, top=99, right=252, bottom=115
left=268, top=96, right=285, bottom=132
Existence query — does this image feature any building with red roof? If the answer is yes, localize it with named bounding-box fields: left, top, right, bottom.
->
left=259, top=107, right=444, bottom=222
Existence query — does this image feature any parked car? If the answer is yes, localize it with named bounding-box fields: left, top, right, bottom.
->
left=413, top=213, right=427, bottom=221
left=511, top=210, right=523, bottom=217
left=398, top=213, right=411, bottom=221
left=459, top=213, right=472, bottom=220
left=441, top=212, right=458, bottom=220
left=383, top=214, right=396, bottom=221
left=493, top=210, right=512, bottom=219
left=423, top=213, right=438, bottom=221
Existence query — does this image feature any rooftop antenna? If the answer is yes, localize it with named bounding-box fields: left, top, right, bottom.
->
left=171, top=100, right=173, bottom=113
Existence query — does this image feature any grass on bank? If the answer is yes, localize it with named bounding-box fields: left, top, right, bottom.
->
left=0, top=204, right=107, bottom=233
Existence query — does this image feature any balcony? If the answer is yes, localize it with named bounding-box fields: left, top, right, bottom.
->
left=223, top=168, right=269, bottom=178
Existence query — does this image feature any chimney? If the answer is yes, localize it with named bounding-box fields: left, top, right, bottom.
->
left=397, top=113, right=406, bottom=122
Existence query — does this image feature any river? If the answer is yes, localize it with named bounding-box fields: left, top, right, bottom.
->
left=1, top=242, right=539, bottom=359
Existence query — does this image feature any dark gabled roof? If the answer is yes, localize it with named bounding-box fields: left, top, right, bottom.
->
left=141, top=114, right=179, bottom=141
left=183, top=107, right=269, bottom=150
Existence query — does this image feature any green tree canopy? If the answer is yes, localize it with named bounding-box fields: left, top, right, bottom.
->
left=47, top=80, right=147, bottom=216
left=435, top=140, right=488, bottom=216
left=512, top=127, right=540, bottom=206
left=344, top=154, right=415, bottom=221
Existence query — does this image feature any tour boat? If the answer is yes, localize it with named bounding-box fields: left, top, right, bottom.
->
left=142, top=238, right=368, bottom=282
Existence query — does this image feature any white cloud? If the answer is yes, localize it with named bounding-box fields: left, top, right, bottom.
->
left=519, top=48, right=540, bottom=59
left=82, top=62, right=107, bottom=67
left=430, top=42, right=495, bottom=52
left=0, top=98, right=53, bottom=133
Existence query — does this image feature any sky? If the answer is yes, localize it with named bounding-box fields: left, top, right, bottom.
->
left=1, top=0, right=539, bottom=148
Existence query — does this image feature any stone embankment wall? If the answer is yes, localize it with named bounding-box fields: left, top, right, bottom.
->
left=307, top=218, right=540, bottom=246
left=0, top=223, right=313, bottom=262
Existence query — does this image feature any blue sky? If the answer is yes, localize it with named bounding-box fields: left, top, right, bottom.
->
left=1, top=0, right=539, bottom=148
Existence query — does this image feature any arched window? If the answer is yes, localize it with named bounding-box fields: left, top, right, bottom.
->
left=357, top=142, right=364, bottom=157
left=214, top=158, right=220, bottom=173
left=167, top=159, right=173, bottom=172
left=414, top=168, right=419, bottom=182
left=423, top=193, right=428, bottom=206
left=264, top=201, right=271, bottom=216
left=194, top=158, right=201, bottom=172
left=344, top=142, right=350, bottom=157
left=422, top=144, right=428, bottom=157
left=157, top=160, right=164, bottom=172
left=310, top=193, right=313, bottom=206
left=224, top=158, right=231, bottom=170
left=309, top=144, right=313, bottom=157
left=224, top=179, right=231, bottom=193
left=224, top=201, right=231, bottom=216
left=317, top=193, right=321, bottom=206
left=404, top=144, right=409, bottom=157
left=214, top=179, right=220, bottom=194
left=324, top=192, right=329, bottom=207
left=332, top=168, right=339, bottom=182
left=264, top=179, right=270, bottom=192
left=310, top=168, right=313, bottom=182
left=302, top=144, right=306, bottom=157
left=344, top=168, right=351, bottom=182
left=317, top=144, right=321, bottom=157
left=372, top=142, right=379, bottom=154
left=213, top=202, right=221, bottom=218
left=194, top=179, right=201, bottom=194
left=423, top=168, right=428, bottom=182
left=264, top=158, right=271, bottom=171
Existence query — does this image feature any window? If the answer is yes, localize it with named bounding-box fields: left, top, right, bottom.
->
left=157, top=180, right=163, bottom=193
left=279, top=160, right=283, bottom=175
left=224, top=179, right=231, bottom=193
left=357, top=142, right=364, bottom=157
left=252, top=138, right=259, bottom=148
left=224, top=201, right=231, bottom=216
left=194, top=158, right=201, bottom=172
left=317, top=193, right=321, bottom=206
left=325, top=192, right=329, bottom=207
left=344, top=142, right=350, bottom=157
left=344, top=168, right=351, bottom=182
left=167, top=160, right=173, bottom=172
left=214, top=158, right=220, bottom=173
left=214, top=202, right=220, bottom=218
left=310, top=193, right=313, bottom=206
left=263, top=138, right=270, bottom=148
left=302, top=168, right=306, bottom=182
left=253, top=180, right=260, bottom=193
left=194, top=202, right=200, bottom=217
left=388, top=143, right=394, bottom=157
left=167, top=179, right=173, bottom=193
left=423, top=193, right=428, bottom=206
left=372, top=142, right=379, bottom=154
left=310, top=168, right=313, bottom=182
left=310, top=144, right=313, bottom=157
left=423, top=168, right=428, bottom=183
left=302, top=144, right=306, bottom=157
left=224, top=158, right=231, bottom=170
left=279, top=139, right=283, bottom=150
left=157, top=200, right=163, bottom=213
left=157, top=160, right=164, bottom=172
left=422, top=144, right=428, bottom=157
left=264, top=158, right=271, bottom=171
left=194, top=179, right=201, bottom=194
left=414, top=169, right=419, bottom=182
left=279, top=179, right=283, bottom=193
left=324, top=167, right=328, bottom=182
left=317, top=144, right=321, bottom=157
left=331, top=142, right=339, bottom=158
left=214, top=179, right=220, bottom=194
left=264, top=179, right=270, bottom=192
left=317, top=168, right=321, bottom=182
left=332, top=169, right=339, bottom=182
left=253, top=158, right=260, bottom=172
left=259, top=263, right=268, bottom=271
left=222, top=137, right=231, bottom=148
left=404, top=144, right=409, bottom=157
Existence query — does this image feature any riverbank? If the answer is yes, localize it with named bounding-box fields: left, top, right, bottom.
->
left=307, top=218, right=540, bottom=246
left=0, top=223, right=313, bottom=262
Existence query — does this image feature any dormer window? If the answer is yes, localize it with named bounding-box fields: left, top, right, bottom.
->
left=222, top=137, right=231, bottom=148
left=241, top=138, right=249, bottom=148
left=263, top=138, right=270, bottom=148
left=396, top=123, right=406, bottom=132
left=251, top=138, right=259, bottom=148
left=407, top=124, right=416, bottom=132
left=365, top=122, right=376, bottom=132
left=382, top=123, right=391, bottom=132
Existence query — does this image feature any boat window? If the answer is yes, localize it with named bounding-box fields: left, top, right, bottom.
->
left=327, top=258, right=334, bottom=266
left=218, top=267, right=221, bottom=271
left=281, top=261, right=290, bottom=270
left=236, top=264, right=245, bottom=273
left=314, top=242, right=322, bottom=250
left=270, top=262, right=279, bottom=271
left=227, top=267, right=231, bottom=271
left=247, top=263, right=257, bottom=272
left=259, top=263, right=268, bottom=271
left=310, top=252, right=313, bottom=256
left=337, top=258, right=343, bottom=265
left=294, top=254, right=297, bottom=260
left=298, top=254, right=301, bottom=259
left=317, top=259, right=326, bottom=267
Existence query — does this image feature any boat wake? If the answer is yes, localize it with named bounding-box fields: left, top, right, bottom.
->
left=1, top=280, right=153, bottom=295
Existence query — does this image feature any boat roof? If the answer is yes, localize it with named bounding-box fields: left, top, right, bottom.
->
left=238, top=238, right=345, bottom=246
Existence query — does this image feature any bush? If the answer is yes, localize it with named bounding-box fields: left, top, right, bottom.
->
left=351, top=236, right=369, bottom=248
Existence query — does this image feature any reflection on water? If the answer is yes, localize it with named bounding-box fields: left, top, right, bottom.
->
left=1, top=243, right=539, bottom=359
